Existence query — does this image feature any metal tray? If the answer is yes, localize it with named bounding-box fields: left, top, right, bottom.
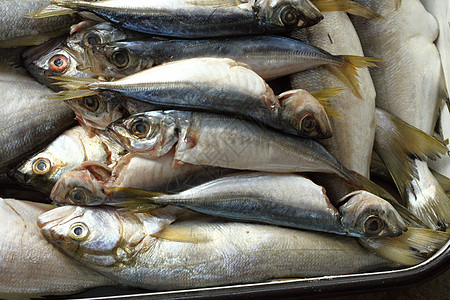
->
left=72, top=239, right=450, bottom=299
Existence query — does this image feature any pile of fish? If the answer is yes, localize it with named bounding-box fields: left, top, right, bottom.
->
left=0, top=0, right=449, bottom=298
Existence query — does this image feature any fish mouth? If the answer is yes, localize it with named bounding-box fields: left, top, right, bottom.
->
left=106, top=123, right=132, bottom=152
left=298, top=1, right=324, bottom=28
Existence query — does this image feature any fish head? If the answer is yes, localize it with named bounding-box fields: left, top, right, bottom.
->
left=338, top=191, right=408, bottom=238
left=257, top=0, right=323, bottom=30
left=278, top=89, right=332, bottom=138
left=23, top=37, right=91, bottom=90
left=38, top=205, right=123, bottom=267
left=107, top=111, right=178, bottom=158
left=81, top=42, right=155, bottom=78
left=64, top=92, right=126, bottom=130
left=50, top=162, right=111, bottom=206
left=65, top=22, right=135, bottom=56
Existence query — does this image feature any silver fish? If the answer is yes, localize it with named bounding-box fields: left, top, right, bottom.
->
left=38, top=205, right=396, bottom=290
left=111, top=173, right=407, bottom=238
left=351, top=0, right=449, bottom=229
left=0, top=198, right=114, bottom=299
left=80, top=35, right=379, bottom=89
left=10, top=126, right=126, bottom=194
left=0, top=65, right=74, bottom=173
left=41, top=0, right=323, bottom=38
left=54, top=58, right=331, bottom=137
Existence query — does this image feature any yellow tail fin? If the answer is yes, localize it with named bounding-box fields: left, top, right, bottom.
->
left=359, top=227, right=449, bottom=266
left=310, top=87, right=344, bottom=117
left=311, top=0, right=383, bottom=19
left=27, top=4, right=75, bottom=19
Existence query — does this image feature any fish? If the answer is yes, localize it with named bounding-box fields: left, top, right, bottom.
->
left=10, top=126, right=126, bottom=195
left=33, top=0, right=324, bottom=38
left=110, top=172, right=407, bottom=238
left=0, top=0, right=77, bottom=48
left=52, top=58, right=331, bottom=138
left=351, top=0, right=449, bottom=229
left=290, top=11, right=377, bottom=178
left=50, top=150, right=236, bottom=204
left=106, top=110, right=412, bottom=213
left=0, top=198, right=114, bottom=299
left=0, top=64, right=74, bottom=173
left=38, top=204, right=399, bottom=290
left=79, top=35, right=380, bottom=92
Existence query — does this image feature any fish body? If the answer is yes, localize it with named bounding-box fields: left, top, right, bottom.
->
left=10, top=126, right=126, bottom=195
left=56, top=58, right=333, bottom=137
left=38, top=205, right=395, bottom=290
left=114, top=173, right=407, bottom=237
left=82, top=35, right=364, bottom=82
left=351, top=0, right=449, bottom=229
left=290, top=11, right=377, bottom=177
left=49, top=0, right=323, bottom=38
left=0, top=198, right=114, bottom=299
left=0, top=0, right=76, bottom=47
left=0, top=65, right=74, bottom=173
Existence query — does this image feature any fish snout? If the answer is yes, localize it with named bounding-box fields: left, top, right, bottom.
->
left=297, top=1, right=324, bottom=28
left=37, top=206, right=78, bottom=231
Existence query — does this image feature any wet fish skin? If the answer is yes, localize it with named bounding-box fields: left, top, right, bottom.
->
left=0, top=0, right=76, bottom=46
left=114, top=173, right=407, bottom=237
left=10, top=126, right=124, bottom=195
left=0, top=198, right=114, bottom=299
left=38, top=205, right=395, bottom=290
left=82, top=35, right=345, bottom=81
left=0, top=65, right=74, bottom=173
left=49, top=0, right=323, bottom=38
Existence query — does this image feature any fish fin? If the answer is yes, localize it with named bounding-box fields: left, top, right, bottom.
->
left=395, top=0, right=402, bottom=10
left=106, top=187, right=166, bottom=212
left=27, top=4, right=76, bottom=18
left=358, top=227, right=449, bottom=266
left=0, top=28, right=69, bottom=48
left=50, top=89, right=98, bottom=100
left=327, top=55, right=382, bottom=99
left=374, top=109, right=448, bottom=203
left=186, top=0, right=244, bottom=8
left=311, top=0, right=383, bottom=19
left=310, top=87, right=344, bottom=117
left=430, top=170, right=450, bottom=194
left=152, top=226, right=212, bottom=243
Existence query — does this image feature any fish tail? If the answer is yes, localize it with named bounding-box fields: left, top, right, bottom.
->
left=328, top=55, right=382, bottom=99
left=374, top=108, right=448, bottom=197
left=310, top=87, right=344, bottom=117
left=311, top=0, right=383, bottom=19
left=430, top=170, right=450, bottom=195
left=49, top=76, right=100, bottom=100
left=52, top=0, right=92, bottom=8
left=27, top=4, right=75, bottom=19
left=358, top=227, right=450, bottom=266
left=395, top=0, right=402, bottom=10
left=105, top=187, right=166, bottom=212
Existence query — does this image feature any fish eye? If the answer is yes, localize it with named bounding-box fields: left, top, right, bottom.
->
left=84, top=32, right=102, bottom=46
left=69, top=222, right=89, bottom=240
left=79, top=95, right=100, bottom=112
left=110, top=49, right=129, bottom=68
left=364, top=216, right=384, bottom=235
left=68, top=188, right=88, bottom=205
left=131, top=119, right=151, bottom=138
left=301, top=114, right=317, bottom=133
left=48, top=55, right=69, bottom=72
left=280, top=6, right=299, bottom=27
left=32, top=158, right=52, bottom=175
